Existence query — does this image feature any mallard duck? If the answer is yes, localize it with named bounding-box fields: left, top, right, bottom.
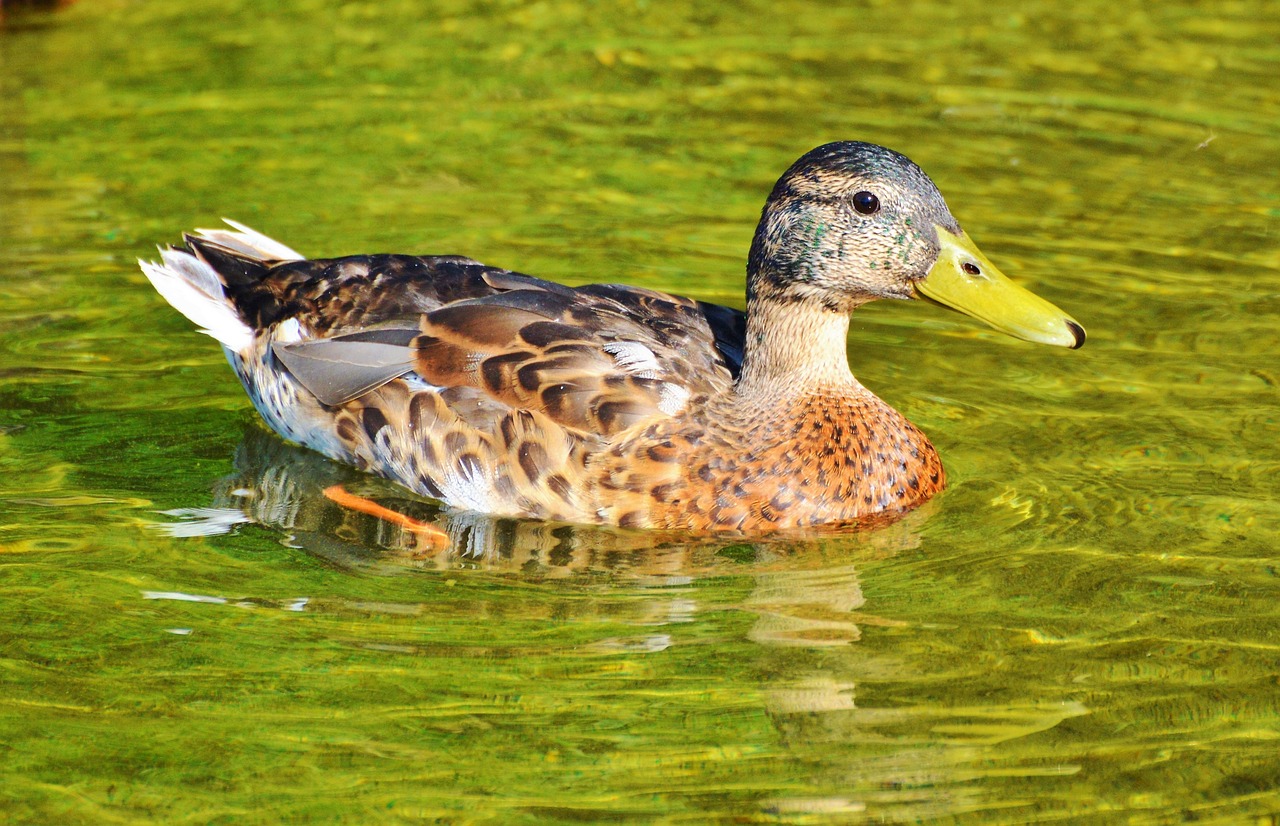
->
left=141, top=141, right=1083, bottom=533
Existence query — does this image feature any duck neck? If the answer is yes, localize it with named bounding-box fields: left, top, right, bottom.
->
left=736, top=293, right=863, bottom=396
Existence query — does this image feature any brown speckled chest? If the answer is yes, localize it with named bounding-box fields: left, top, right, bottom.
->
left=595, top=385, right=944, bottom=531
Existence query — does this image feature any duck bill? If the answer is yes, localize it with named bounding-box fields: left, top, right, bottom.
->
left=914, top=227, right=1085, bottom=349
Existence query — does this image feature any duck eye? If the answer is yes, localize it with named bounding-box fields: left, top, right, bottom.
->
left=852, top=191, right=880, bottom=215
left=962, top=262, right=981, bottom=275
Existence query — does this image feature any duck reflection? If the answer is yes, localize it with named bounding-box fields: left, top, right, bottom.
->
left=154, top=426, right=928, bottom=659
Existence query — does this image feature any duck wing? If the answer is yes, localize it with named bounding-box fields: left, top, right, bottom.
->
left=182, top=232, right=747, bottom=437
left=270, top=277, right=741, bottom=437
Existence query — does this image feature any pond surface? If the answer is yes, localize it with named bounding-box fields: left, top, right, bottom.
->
left=2, top=1, right=1278, bottom=822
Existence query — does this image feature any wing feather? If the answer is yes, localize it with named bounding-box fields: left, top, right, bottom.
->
left=273, top=329, right=419, bottom=406
left=251, top=256, right=744, bottom=437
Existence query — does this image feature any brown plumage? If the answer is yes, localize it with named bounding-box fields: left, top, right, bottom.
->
left=140, top=142, right=1083, bottom=533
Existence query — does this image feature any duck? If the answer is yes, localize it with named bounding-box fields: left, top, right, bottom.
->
left=141, top=141, right=1084, bottom=534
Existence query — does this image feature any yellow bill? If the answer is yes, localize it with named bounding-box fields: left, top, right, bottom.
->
left=915, top=227, right=1085, bottom=349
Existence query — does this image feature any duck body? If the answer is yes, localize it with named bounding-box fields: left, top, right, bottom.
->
left=142, top=142, right=1081, bottom=533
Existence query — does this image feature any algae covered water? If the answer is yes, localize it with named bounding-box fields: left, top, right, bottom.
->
left=2, top=1, right=1278, bottom=822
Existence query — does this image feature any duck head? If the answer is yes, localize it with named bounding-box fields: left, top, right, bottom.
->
left=747, top=141, right=1084, bottom=349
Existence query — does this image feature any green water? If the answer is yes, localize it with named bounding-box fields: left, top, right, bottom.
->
left=2, top=1, right=1278, bottom=822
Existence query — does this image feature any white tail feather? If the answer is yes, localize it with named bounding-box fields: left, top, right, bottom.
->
left=140, top=251, right=254, bottom=351
left=141, top=221, right=303, bottom=352
left=191, top=219, right=304, bottom=261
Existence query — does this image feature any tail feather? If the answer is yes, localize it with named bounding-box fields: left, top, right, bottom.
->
left=140, top=251, right=254, bottom=351
left=184, top=234, right=272, bottom=291
left=141, top=220, right=302, bottom=352
left=192, top=219, right=304, bottom=262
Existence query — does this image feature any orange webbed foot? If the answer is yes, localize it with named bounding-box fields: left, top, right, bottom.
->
left=322, top=484, right=450, bottom=549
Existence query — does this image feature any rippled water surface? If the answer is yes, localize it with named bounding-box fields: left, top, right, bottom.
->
left=2, top=1, right=1278, bottom=822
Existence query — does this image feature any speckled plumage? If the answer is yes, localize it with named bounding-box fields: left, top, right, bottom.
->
left=141, top=142, right=1080, bottom=533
